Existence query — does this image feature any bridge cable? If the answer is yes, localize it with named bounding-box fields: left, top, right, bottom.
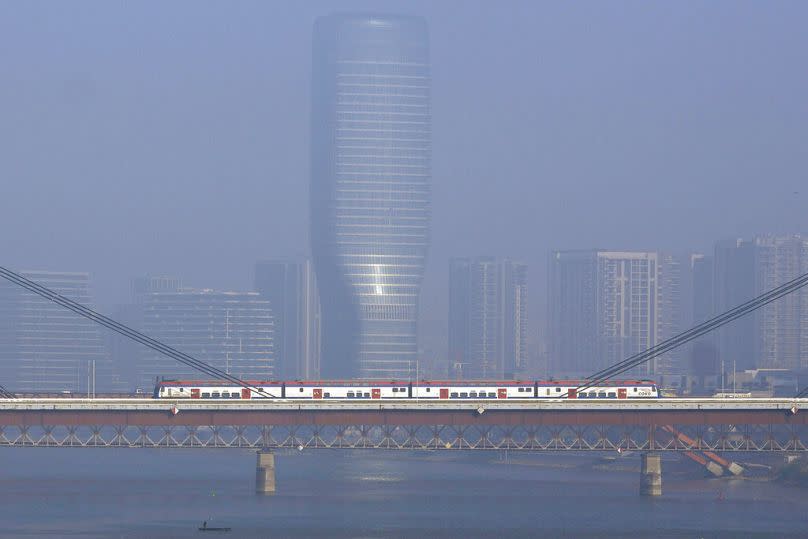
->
left=0, top=266, right=275, bottom=398
left=573, top=270, right=808, bottom=397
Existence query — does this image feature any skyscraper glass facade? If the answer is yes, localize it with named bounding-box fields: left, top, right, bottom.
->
left=311, top=14, right=431, bottom=379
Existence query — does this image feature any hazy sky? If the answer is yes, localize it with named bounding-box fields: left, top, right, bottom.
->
left=2, top=1, right=806, bottom=333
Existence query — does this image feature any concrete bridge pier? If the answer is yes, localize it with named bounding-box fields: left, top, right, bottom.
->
left=640, top=452, right=662, bottom=496
left=255, top=450, right=276, bottom=494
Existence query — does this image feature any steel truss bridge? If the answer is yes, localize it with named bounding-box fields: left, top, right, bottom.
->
left=1, top=398, right=807, bottom=452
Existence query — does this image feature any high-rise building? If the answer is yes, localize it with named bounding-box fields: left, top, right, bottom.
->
left=690, top=253, right=714, bottom=325
left=0, top=271, right=109, bottom=392
left=754, top=235, right=808, bottom=370
left=657, top=253, right=685, bottom=376
left=687, top=253, right=720, bottom=379
left=714, top=235, right=808, bottom=371
left=310, top=14, right=431, bottom=379
left=548, top=250, right=681, bottom=378
left=713, top=239, right=757, bottom=372
left=134, top=286, right=274, bottom=387
left=547, top=251, right=598, bottom=377
left=449, top=257, right=528, bottom=379
left=254, top=259, right=321, bottom=380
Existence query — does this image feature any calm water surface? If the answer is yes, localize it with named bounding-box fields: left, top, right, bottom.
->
left=0, top=447, right=806, bottom=538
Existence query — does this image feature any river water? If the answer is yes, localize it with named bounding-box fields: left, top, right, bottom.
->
left=0, top=447, right=806, bottom=538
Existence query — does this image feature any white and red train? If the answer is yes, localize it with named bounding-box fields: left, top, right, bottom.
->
left=154, top=379, right=660, bottom=400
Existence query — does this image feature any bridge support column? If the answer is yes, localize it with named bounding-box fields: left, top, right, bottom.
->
left=256, top=451, right=276, bottom=494
left=640, top=453, right=662, bottom=496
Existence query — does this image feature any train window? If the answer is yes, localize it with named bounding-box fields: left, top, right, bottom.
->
left=212, top=392, right=220, bottom=398
left=364, top=392, right=370, bottom=398
left=347, top=392, right=355, bottom=398
left=179, top=388, right=184, bottom=393
left=450, top=392, right=458, bottom=398
left=470, top=392, right=477, bottom=398
left=231, top=393, right=240, bottom=399
left=201, top=392, right=210, bottom=398
left=633, top=387, right=638, bottom=392
left=425, top=388, right=430, bottom=392
left=324, top=392, right=330, bottom=398
left=546, top=389, right=550, bottom=396
left=401, top=388, right=407, bottom=392
left=608, top=392, right=616, bottom=398
left=393, top=387, right=399, bottom=393
left=460, top=392, right=468, bottom=398
left=556, top=387, right=561, bottom=392
left=299, top=388, right=304, bottom=393
left=598, top=392, right=606, bottom=398
left=579, top=393, right=587, bottom=399
left=488, top=392, right=496, bottom=398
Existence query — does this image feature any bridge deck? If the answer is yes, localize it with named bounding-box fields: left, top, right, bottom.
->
left=0, top=398, right=805, bottom=428
left=0, top=397, right=804, bottom=412
left=0, top=398, right=806, bottom=451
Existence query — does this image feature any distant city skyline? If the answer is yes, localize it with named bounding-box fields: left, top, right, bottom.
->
left=1, top=3, right=807, bottom=390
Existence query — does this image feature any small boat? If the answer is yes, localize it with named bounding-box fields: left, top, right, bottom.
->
left=199, top=521, right=231, bottom=532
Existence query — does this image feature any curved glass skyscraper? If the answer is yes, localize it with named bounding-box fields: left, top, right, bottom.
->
left=311, top=14, right=431, bottom=379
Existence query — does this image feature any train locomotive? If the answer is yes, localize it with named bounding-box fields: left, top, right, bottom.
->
left=154, top=379, right=660, bottom=400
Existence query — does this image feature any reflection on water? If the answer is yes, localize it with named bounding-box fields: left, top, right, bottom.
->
left=0, top=448, right=806, bottom=538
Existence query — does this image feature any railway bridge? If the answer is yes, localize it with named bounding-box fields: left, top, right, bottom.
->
left=3, top=265, right=808, bottom=495
left=2, top=397, right=807, bottom=496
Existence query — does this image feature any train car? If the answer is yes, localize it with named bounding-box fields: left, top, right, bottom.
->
left=153, top=379, right=660, bottom=400
left=536, top=379, right=658, bottom=399
left=154, top=380, right=283, bottom=399
left=284, top=380, right=409, bottom=399
left=411, top=380, right=536, bottom=399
